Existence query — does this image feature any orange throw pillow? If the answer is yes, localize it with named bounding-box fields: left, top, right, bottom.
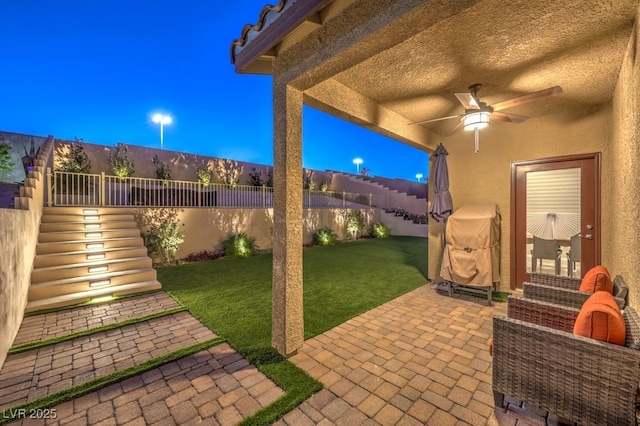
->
left=573, top=291, right=625, bottom=345
left=579, top=265, right=613, bottom=293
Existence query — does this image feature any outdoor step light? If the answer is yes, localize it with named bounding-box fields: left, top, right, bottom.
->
left=88, top=266, right=108, bottom=273
left=86, top=243, right=104, bottom=249
left=90, top=295, right=114, bottom=302
left=85, top=232, right=102, bottom=238
left=86, top=254, right=106, bottom=260
left=89, top=280, right=110, bottom=288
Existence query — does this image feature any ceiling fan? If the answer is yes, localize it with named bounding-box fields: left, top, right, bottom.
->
left=410, top=84, right=563, bottom=153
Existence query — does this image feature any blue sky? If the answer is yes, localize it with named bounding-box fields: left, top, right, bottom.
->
left=0, top=1, right=428, bottom=181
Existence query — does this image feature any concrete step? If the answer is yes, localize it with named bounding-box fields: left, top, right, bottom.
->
left=39, top=220, right=139, bottom=233
left=38, top=228, right=141, bottom=243
left=36, top=236, right=145, bottom=254
left=43, top=206, right=134, bottom=216
left=25, top=281, right=162, bottom=313
left=31, top=256, right=152, bottom=283
left=28, top=269, right=158, bottom=301
left=40, top=214, right=135, bottom=223
left=34, top=246, right=149, bottom=268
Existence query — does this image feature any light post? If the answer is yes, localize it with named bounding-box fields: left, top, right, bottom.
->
left=353, top=158, right=363, bottom=173
left=152, top=113, right=172, bottom=149
left=416, top=173, right=423, bottom=182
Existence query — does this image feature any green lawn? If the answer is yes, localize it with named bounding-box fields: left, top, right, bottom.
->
left=158, top=236, right=428, bottom=424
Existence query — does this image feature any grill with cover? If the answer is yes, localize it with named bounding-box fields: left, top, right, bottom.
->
left=440, top=204, right=501, bottom=305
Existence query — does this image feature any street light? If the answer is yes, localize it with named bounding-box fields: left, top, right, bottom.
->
left=152, top=113, right=172, bottom=149
left=416, top=173, right=423, bottom=182
left=353, top=158, right=363, bottom=173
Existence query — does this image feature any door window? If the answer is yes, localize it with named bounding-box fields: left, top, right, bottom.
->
left=525, top=168, right=581, bottom=276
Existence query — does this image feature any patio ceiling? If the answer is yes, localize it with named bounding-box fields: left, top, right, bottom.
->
left=233, top=0, right=638, bottom=142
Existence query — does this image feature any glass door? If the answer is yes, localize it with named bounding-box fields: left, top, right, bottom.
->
left=511, top=154, right=600, bottom=289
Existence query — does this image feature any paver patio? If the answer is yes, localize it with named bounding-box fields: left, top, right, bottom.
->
left=278, top=286, right=547, bottom=426
left=1, top=288, right=548, bottom=425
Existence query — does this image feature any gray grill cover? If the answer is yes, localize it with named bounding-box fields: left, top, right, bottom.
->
left=440, top=204, right=501, bottom=286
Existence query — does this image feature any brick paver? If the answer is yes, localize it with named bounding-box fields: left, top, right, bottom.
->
left=12, top=292, right=180, bottom=346
left=0, top=312, right=214, bottom=410
left=284, top=286, right=517, bottom=425
left=5, top=343, right=283, bottom=426
left=1, top=286, right=558, bottom=425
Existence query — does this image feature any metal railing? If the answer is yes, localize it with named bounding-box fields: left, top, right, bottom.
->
left=47, top=170, right=389, bottom=209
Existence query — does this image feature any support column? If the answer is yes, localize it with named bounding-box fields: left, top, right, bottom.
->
left=272, top=79, right=304, bottom=356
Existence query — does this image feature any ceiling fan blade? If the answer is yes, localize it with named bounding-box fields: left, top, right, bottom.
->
left=492, top=86, right=563, bottom=112
left=444, top=120, right=464, bottom=137
left=455, top=93, right=480, bottom=110
left=491, top=111, right=529, bottom=123
left=408, top=114, right=461, bottom=125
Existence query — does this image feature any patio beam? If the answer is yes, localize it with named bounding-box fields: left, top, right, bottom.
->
left=271, top=78, right=304, bottom=356
left=304, top=78, right=434, bottom=150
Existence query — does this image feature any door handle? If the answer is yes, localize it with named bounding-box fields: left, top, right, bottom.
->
left=579, top=233, right=593, bottom=240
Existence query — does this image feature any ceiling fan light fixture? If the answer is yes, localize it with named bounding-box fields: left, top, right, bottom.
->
left=463, top=111, right=490, bottom=131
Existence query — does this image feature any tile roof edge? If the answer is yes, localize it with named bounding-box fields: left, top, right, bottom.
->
left=230, top=1, right=287, bottom=65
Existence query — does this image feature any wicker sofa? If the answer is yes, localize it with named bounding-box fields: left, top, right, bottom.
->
left=523, top=272, right=628, bottom=309
left=493, top=296, right=640, bottom=426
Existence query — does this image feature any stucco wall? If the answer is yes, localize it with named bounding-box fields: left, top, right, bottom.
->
left=130, top=207, right=381, bottom=260
left=609, top=18, right=640, bottom=309
left=428, top=106, right=610, bottom=292
left=0, top=139, right=50, bottom=370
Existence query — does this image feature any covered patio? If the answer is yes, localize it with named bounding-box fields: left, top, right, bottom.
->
left=231, top=0, right=640, bottom=357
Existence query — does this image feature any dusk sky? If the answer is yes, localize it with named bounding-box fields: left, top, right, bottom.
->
left=1, top=1, right=429, bottom=181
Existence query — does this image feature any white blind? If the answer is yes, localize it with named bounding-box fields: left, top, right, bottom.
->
left=526, top=168, right=581, bottom=214
left=526, top=168, right=581, bottom=239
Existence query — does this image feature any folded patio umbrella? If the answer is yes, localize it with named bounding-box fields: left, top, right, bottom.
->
left=429, top=143, right=453, bottom=222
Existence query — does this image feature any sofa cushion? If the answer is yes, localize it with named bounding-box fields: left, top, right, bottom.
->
left=579, top=265, right=613, bottom=294
left=573, top=291, right=625, bottom=345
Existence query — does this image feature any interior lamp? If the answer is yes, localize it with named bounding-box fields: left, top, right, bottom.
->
left=463, top=111, right=490, bottom=131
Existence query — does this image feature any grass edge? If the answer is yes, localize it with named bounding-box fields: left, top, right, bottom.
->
left=0, top=337, right=226, bottom=426
left=9, top=306, right=188, bottom=354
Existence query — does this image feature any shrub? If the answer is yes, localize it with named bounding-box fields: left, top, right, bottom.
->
left=369, top=222, right=389, bottom=238
left=152, top=155, right=171, bottom=182
left=196, top=163, right=212, bottom=187
left=303, top=169, right=315, bottom=190
left=214, top=158, right=243, bottom=189
left=0, top=142, right=13, bottom=175
left=247, top=167, right=265, bottom=187
left=142, top=211, right=184, bottom=265
left=109, top=143, right=135, bottom=178
left=319, top=172, right=332, bottom=192
left=312, top=227, right=337, bottom=246
left=57, top=142, right=91, bottom=173
left=183, top=250, right=222, bottom=263
left=221, top=232, right=258, bottom=258
left=55, top=142, right=92, bottom=193
left=346, top=210, right=366, bottom=238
